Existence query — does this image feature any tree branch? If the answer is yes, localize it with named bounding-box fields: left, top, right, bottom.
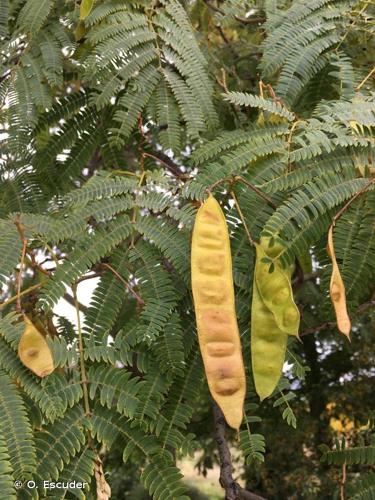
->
left=300, top=299, right=375, bottom=337
left=63, top=292, right=88, bottom=314
left=357, top=299, right=375, bottom=313
left=300, top=321, right=336, bottom=337
left=213, top=403, right=267, bottom=500
left=203, top=0, right=265, bottom=25
left=14, top=215, right=28, bottom=312
left=143, top=151, right=188, bottom=180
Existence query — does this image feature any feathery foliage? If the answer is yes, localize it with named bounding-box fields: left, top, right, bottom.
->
left=0, top=0, right=374, bottom=497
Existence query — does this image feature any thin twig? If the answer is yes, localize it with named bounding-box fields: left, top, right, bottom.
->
left=356, top=66, right=375, bottom=90
left=14, top=216, right=28, bottom=312
left=203, top=0, right=225, bottom=14
left=213, top=403, right=267, bottom=500
left=76, top=272, right=102, bottom=284
left=216, top=68, right=229, bottom=93
left=207, top=177, right=232, bottom=193
left=234, top=176, right=277, bottom=209
left=340, top=461, right=347, bottom=500
left=203, top=0, right=265, bottom=25
left=332, top=178, right=375, bottom=227
left=231, top=190, right=255, bottom=246
left=357, top=299, right=375, bottom=313
left=336, top=2, right=369, bottom=52
left=63, top=292, right=88, bottom=314
left=207, top=176, right=276, bottom=210
left=217, top=25, right=230, bottom=44
left=300, top=299, right=375, bottom=337
left=101, top=263, right=144, bottom=306
left=0, top=283, right=43, bottom=309
left=300, top=321, right=337, bottom=337
left=0, top=70, right=11, bottom=84
left=25, top=252, right=52, bottom=276
left=143, top=151, right=188, bottom=179
left=72, top=284, right=91, bottom=417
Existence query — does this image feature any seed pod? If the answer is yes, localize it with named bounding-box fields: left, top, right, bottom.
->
left=191, top=194, right=246, bottom=430
left=327, top=225, right=351, bottom=339
left=251, top=240, right=300, bottom=400
left=260, top=236, right=284, bottom=259
left=251, top=280, right=288, bottom=401
left=79, top=0, right=94, bottom=19
left=18, top=317, right=54, bottom=378
left=255, top=243, right=300, bottom=337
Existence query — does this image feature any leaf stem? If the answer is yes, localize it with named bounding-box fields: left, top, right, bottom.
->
left=356, top=66, right=375, bottom=90
left=72, top=283, right=91, bottom=417
left=234, top=176, right=277, bottom=209
left=14, top=216, right=28, bottom=312
left=231, top=190, right=255, bottom=246
left=101, top=263, right=144, bottom=306
left=207, top=177, right=233, bottom=193
left=0, top=283, right=43, bottom=309
left=332, top=178, right=375, bottom=227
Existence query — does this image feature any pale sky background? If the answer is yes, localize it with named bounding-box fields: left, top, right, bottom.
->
left=53, top=278, right=99, bottom=327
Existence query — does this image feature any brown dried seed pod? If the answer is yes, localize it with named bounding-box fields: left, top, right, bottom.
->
left=327, top=225, right=351, bottom=339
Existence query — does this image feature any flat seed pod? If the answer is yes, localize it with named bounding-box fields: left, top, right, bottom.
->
left=251, top=280, right=288, bottom=401
left=260, top=236, right=284, bottom=259
left=327, top=225, right=351, bottom=339
left=191, top=194, right=246, bottom=430
left=255, top=243, right=300, bottom=337
left=79, top=0, right=94, bottom=20
left=18, top=318, right=54, bottom=378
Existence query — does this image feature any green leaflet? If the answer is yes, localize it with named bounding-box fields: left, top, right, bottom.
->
left=0, top=370, right=37, bottom=479
left=255, top=243, right=300, bottom=337
left=0, top=431, right=15, bottom=499
left=18, top=0, right=54, bottom=35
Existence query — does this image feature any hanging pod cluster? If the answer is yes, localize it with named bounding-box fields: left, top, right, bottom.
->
left=251, top=239, right=300, bottom=401
left=191, top=195, right=300, bottom=428
left=18, top=316, right=55, bottom=378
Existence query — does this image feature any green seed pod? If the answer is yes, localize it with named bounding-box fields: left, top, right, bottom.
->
left=251, top=280, right=288, bottom=401
left=254, top=243, right=300, bottom=337
left=259, top=236, right=285, bottom=259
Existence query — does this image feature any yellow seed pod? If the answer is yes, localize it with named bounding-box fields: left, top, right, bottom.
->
left=251, top=280, right=287, bottom=401
left=327, top=226, right=351, bottom=339
left=18, top=317, right=54, bottom=378
left=254, top=243, right=300, bottom=337
left=191, top=194, right=246, bottom=430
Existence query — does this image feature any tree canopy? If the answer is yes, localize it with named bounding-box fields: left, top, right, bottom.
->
left=0, top=0, right=374, bottom=498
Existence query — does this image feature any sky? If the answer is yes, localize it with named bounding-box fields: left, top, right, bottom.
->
left=53, top=277, right=99, bottom=327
